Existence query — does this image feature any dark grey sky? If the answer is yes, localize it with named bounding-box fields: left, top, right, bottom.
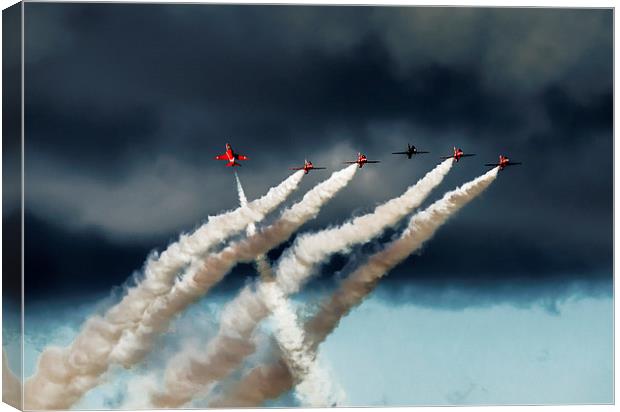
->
left=19, top=4, right=612, bottom=303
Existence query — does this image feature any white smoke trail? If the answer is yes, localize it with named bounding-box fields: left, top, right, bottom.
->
left=145, top=165, right=355, bottom=407
left=209, top=356, right=292, bottom=407
left=235, top=172, right=248, bottom=206
left=274, top=159, right=453, bottom=296
left=258, top=282, right=343, bottom=407
left=149, top=286, right=266, bottom=408
left=23, top=171, right=305, bottom=410
left=236, top=172, right=273, bottom=280
left=235, top=172, right=255, bottom=235
left=305, top=167, right=499, bottom=348
left=150, top=174, right=277, bottom=407
left=109, top=164, right=355, bottom=368
left=262, top=160, right=455, bottom=405
left=284, top=167, right=499, bottom=405
left=150, top=160, right=453, bottom=407
left=213, top=167, right=499, bottom=407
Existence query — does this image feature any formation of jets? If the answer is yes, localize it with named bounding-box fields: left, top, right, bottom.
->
left=215, top=143, right=521, bottom=172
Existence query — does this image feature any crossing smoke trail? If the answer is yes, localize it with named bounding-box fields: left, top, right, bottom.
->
left=261, top=159, right=456, bottom=405
left=305, top=167, right=499, bottom=350
left=150, top=160, right=453, bottom=407
left=107, top=164, right=356, bottom=367
left=211, top=167, right=499, bottom=407
left=39, top=163, right=349, bottom=411
left=259, top=282, right=342, bottom=407
left=150, top=173, right=281, bottom=408
left=23, top=171, right=305, bottom=410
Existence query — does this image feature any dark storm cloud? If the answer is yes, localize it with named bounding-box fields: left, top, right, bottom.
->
left=26, top=102, right=160, bottom=177
left=21, top=4, right=612, bottom=303
left=23, top=212, right=153, bottom=299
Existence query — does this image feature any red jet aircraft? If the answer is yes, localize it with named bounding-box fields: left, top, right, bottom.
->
left=440, top=147, right=476, bottom=162
left=215, top=143, right=248, bottom=167
left=485, top=155, right=522, bottom=171
left=344, top=153, right=380, bottom=168
left=289, top=159, right=326, bottom=174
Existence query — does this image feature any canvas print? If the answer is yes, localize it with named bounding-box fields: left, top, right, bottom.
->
left=2, top=3, right=613, bottom=410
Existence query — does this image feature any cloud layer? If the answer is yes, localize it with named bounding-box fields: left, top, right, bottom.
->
left=22, top=4, right=612, bottom=307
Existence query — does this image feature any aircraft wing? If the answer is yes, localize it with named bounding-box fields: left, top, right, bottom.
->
left=484, top=163, right=500, bottom=167
left=215, top=154, right=229, bottom=160
left=392, top=151, right=408, bottom=155
left=366, top=160, right=381, bottom=163
left=313, top=167, right=327, bottom=170
left=343, top=161, right=358, bottom=164
left=289, top=167, right=304, bottom=170
left=237, top=154, right=249, bottom=161
left=439, top=156, right=453, bottom=159
left=461, top=154, right=476, bottom=157
left=417, top=151, right=430, bottom=154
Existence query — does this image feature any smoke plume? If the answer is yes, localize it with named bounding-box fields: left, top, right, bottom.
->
left=212, top=167, right=499, bottom=406
left=259, top=282, right=342, bottom=406
left=149, top=174, right=278, bottom=407
left=24, top=171, right=304, bottom=409
left=144, top=165, right=355, bottom=407
left=261, top=160, right=455, bottom=405
left=150, top=160, right=452, bottom=407
left=109, top=164, right=355, bottom=362
left=306, top=167, right=499, bottom=348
